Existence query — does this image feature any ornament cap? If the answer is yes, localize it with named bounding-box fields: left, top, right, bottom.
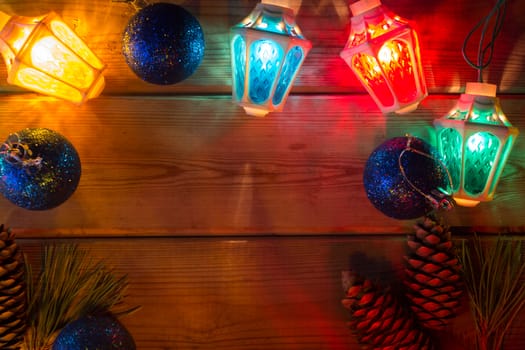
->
left=429, top=189, right=455, bottom=211
left=465, top=82, right=497, bottom=97
left=350, top=0, right=382, bottom=16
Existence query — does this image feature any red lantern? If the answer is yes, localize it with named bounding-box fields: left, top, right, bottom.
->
left=340, top=0, right=427, bottom=114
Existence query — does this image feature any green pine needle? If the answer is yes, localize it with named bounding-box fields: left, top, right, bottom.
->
left=23, top=244, right=140, bottom=350
left=460, top=235, right=525, bottom=350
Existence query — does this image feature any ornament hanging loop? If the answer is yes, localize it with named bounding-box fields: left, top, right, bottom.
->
left=399, top=136, right=455, bottom=212
left=0, top=133, right=42, bottom=170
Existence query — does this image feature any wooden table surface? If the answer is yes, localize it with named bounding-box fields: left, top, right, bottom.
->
left=1, top=94, right=524, bottom=237
left=0, top=0, right=524, bottom=348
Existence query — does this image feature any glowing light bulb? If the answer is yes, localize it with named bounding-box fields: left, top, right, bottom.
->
left=256, top=41, right=280, bottom=69
left=378, top=45, right=393, bottom=64
left=467, top=133, right=486, bottom=152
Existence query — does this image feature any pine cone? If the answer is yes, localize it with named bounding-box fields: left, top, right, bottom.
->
left=0, top=225, right=27, bottom=349
left=342, top=271, right=433, bottom=350
left=404, top=215, right=463, bottom=330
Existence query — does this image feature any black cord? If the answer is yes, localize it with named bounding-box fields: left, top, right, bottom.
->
left=461, top=0, right=507, bottom=82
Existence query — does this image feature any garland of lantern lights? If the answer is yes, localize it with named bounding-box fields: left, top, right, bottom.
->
left=363, top=0, right=518, bottom=222
left=0, top=0, right=519, bottom=349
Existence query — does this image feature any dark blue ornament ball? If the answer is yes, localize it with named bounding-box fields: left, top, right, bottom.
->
left=122, top=2, right=205, bottom=85
left=0, top=128, right=81, bottom=210
left=363, top=136, right=448, bottom=220
left=53, top=314, right=136, bottom=350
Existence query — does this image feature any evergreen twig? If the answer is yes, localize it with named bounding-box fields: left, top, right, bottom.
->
left=460, top=235, right=525, bottom=350
left=23, top=244, right=139, bottom=350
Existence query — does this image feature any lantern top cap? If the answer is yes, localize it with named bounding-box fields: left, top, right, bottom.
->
left=261, top=0, right=292, bottom=9
left=465, top=82, right=497, bottom=97
left=350, top=0, right=382, bottom=16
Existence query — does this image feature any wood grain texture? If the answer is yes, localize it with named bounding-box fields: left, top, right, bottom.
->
left=0, top=0, right=522, bottom=94
left=0, top=94, right=522, bottom=237
left=18, top=236, right=525, bottom=350
left=0, top=1, right=523, bottom=349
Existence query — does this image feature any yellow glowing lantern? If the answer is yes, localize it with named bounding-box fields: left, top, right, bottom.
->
left=340, top=0, right=427, bottom=114
left=0, top=11, right=105, bottom=104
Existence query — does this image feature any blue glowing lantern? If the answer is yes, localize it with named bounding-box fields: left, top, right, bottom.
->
left=434, top=82, right=519, bottom=207
left=230, top=0, right=312, bottom=117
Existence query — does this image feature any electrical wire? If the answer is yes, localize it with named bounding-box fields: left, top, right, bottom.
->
left=461, top=0, right=507, bottom=82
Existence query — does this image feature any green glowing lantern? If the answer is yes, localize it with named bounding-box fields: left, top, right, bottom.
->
left=433, top=82, right=519, bottom=207
left=230, top=0, right=311, bottom=117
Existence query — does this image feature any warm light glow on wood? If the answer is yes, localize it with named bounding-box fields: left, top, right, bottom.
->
left=0, top=11, right=105, bottom=104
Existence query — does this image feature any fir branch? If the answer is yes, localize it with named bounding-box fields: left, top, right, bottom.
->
left=460, top=235, right=525, bottom=350
left=23, top=244, right=139, bottom=350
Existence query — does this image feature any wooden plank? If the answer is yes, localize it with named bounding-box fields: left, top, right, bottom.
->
left=18, top=236, right=525, bottom=350
left=0, top=94, right=522, bottom=237
left=0, top=0, right=522, bottom=94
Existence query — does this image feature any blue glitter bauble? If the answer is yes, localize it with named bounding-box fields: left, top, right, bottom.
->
left=0, top=128, right=81, bottom=210
left=363, top=136, right=448, bottom=220
left=53, top=314, right=136, bottom=350
left=122, top=2, right=205, bottom=85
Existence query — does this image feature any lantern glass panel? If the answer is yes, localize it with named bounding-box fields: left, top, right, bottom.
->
left=15, top=66, right=82, bottom=102
left=464, top=132, right=500, bottom=195
left=352, top=52, right=394, bottom=107
left=378, top=39, right=417, bottom=103
left=232, top=35, right=246, bottom=100
left=29, top=34, right=95, bottom=89
left=1, top=16, right=41, bottom=55
left=439, top=128, right=462, bottom=192
left=273, top=45, right=303, bottom=105
left=248, top=39, right=282, bottom=104
left=488, top=135, right=516, bottom=194
left=50, top=19, right=104, bottom=70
